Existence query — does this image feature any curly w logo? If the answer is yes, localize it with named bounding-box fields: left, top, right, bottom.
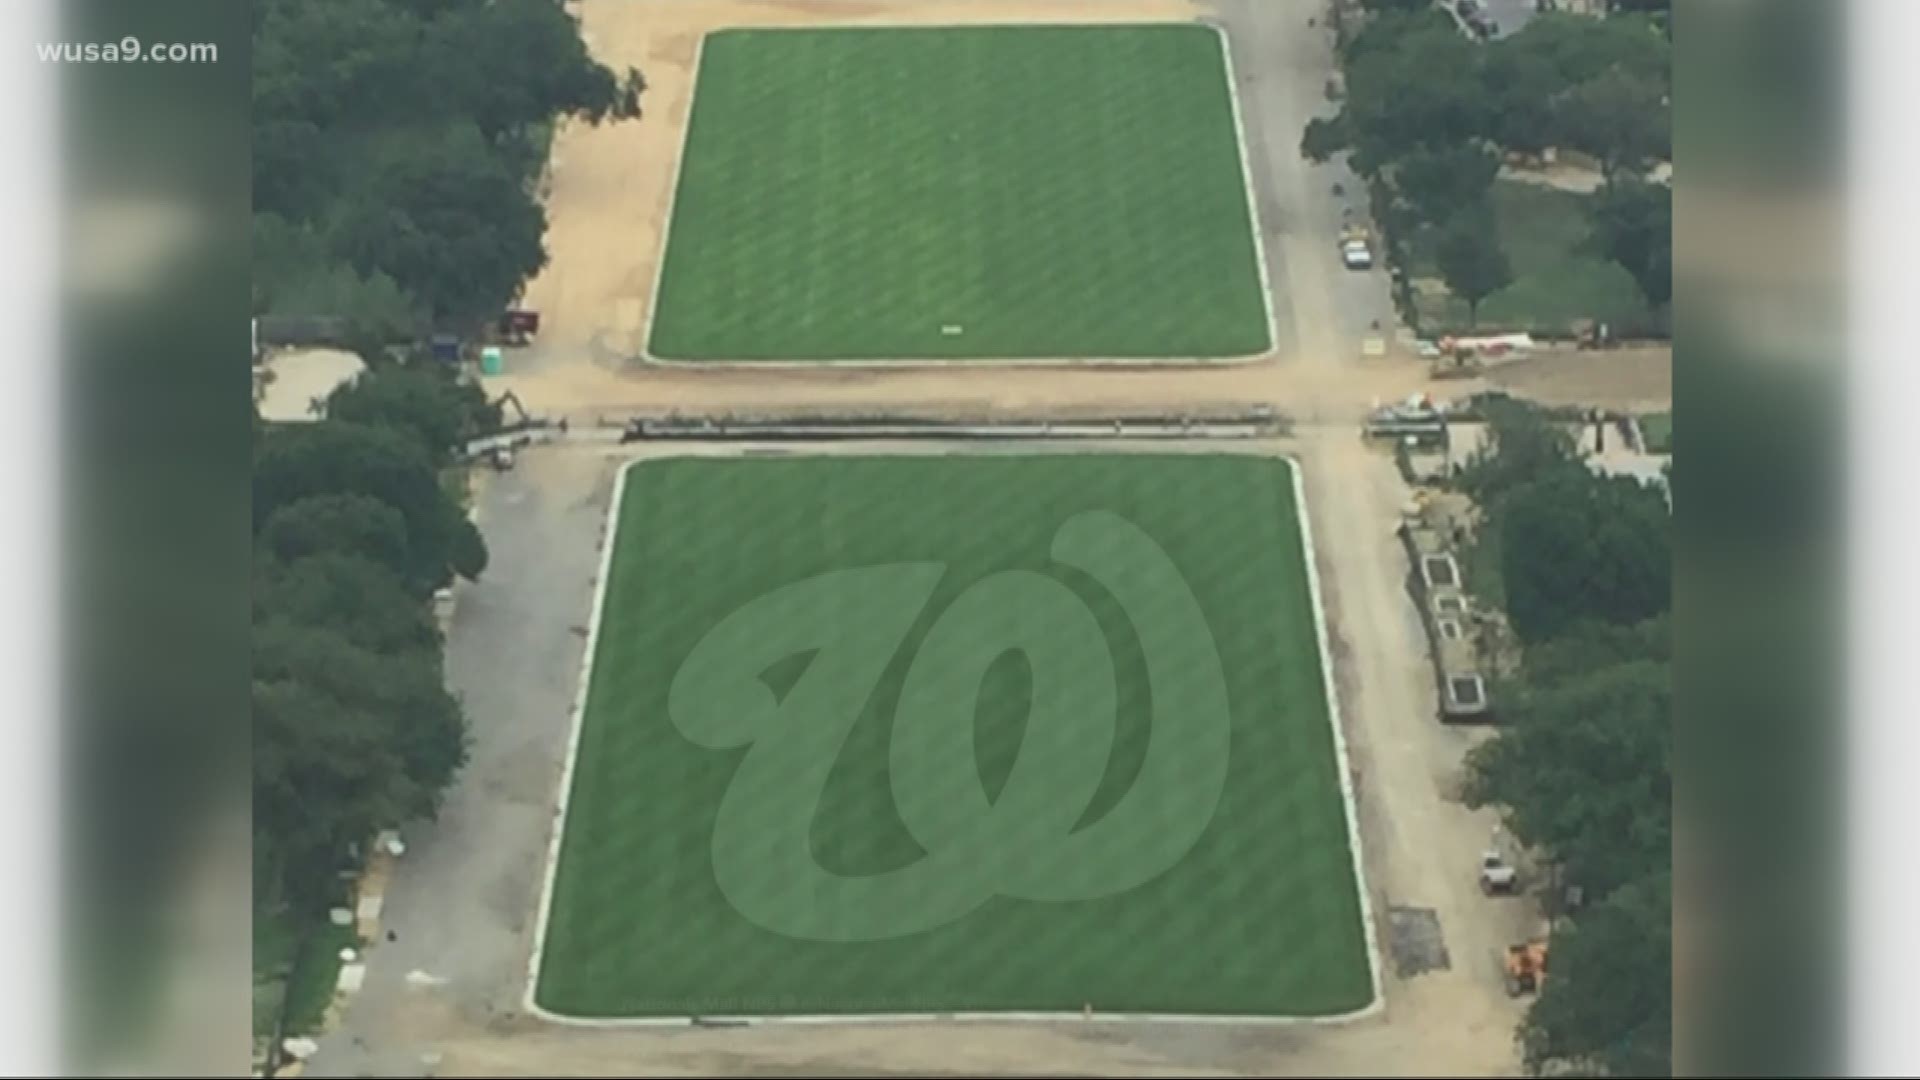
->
left=669, top=510, right=1231, bottom=942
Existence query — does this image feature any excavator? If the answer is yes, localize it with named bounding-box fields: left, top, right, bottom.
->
left=462, top=391, right=548, bottom=470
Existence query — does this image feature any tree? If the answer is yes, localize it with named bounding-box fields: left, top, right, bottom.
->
left=1480, top=47, right=1564, bottom=158
left=254, top=214, right=426, bottom=341
left=326, top=363, right=499, bottom=468
left=1588, top=179, right=1673, bottom=312
left=254, top=623, right=469, bottom=905
left=255, top=553, right=442, bottom=657
left=1341, top=8, right=1457, bottom=67
left=1300, top=115, right=1350, bottom=164
left=252, top=0, right=426, bottom=219
left=1501, top=11, right=1671, bottom=93
left=259, top=493, right=412, bottom=575
left=1521, top=872, right=1673, bottom=1076
left=1497, top=469, right=1672, bottom=644
left=1457, top=398, right=1584, bottom=508
left=1434, top=210, right=1513, bottom=328
left=1557, top=68, right=1670, bottom=182
left=253, top=420, right=487, bottom=595
left=254, top=678, right=411, bottom=904
left=1392, top=145, right=1500, bottom=230
left=1464, top=659, right=1670, bottom=898
left=419, top=0, right=645, bottom=141
left=333, top=124, right=549, bottom=327
left=1521, top=614, right=1670, bottom=687
left=253, top=0, right=644, bottom=333
left=1342, top=23, right=1489, bottom=175
left=1358, top=0, right=1431, bottom=12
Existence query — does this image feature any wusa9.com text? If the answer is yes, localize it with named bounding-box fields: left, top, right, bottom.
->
left=37, top=38, right=217, bottom=64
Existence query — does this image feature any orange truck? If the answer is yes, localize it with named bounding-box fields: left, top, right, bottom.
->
left=1503, top=940, right=1550, bottom=996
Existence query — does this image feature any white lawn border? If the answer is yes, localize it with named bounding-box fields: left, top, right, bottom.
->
left=523, top=443, right=1384, bottom=1026
left=635, top=22, right=1279, bottom=368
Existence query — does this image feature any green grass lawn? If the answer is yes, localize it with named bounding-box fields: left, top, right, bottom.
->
left=253, top=907, right=356, bottom=1038
left=1640, top=411, right=1672, bottom=455
left=535, top=455, right=1370, bottom=1017
left=648, top=26, right=1271, bottom=361
left=1411, top=180, right=1658, bottom=336
left=252, top=908, right=298, bottom=1039
left=282, top=922, right=357, bottom=1034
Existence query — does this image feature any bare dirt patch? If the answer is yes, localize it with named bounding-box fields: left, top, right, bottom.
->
left=1478, top=345, right=1673, bottom=412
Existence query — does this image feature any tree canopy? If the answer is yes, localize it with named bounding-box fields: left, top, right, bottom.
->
left=253, top=0, right=643, bottom=336
left=1466, top=654, right=1670, bottom=898
left=1457, top=398, right=1585, bottom=508
left=1497, top=468, right=1671, bottom=644
left=1557, top=67, right=1672, bottom=181
left=1520, top=872, right=1673, bottom=1076
left=254, top=419, right=485, bottom=596
left=1322, top=8, right=1669, bottom=182
left=1394, top=145, right=1501, bottom=232
left=1342, top=22, right=1487, bottom=176
left=1434, top=209, right=1514, bottom=328
left=1588, top=179, right=1674, bottom=311
left=1307, top=3, right=1673, bottom=302
left=1451, top=399, right=1673, bottom=1075
left=325, top=362, right=500, bottom=469
left=254, top=622, right=469, bottom=901
left=1479, top=47, right=1564, bottom=157
left=259, top=492, right=412, bottom=573
left=255, top=553, right=443, bottom=657
left=252, top=373, right=489, bottom=924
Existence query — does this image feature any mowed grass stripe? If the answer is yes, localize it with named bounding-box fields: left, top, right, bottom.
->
left=536, top=456, right=1370, bottom=1017
left=649, top=26, right=1271, bottom=361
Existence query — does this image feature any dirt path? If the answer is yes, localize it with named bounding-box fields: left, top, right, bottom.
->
left=1477, top=345, right=1673, bottom=413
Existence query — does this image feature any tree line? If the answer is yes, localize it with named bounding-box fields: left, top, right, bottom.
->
left=253, top=364, right=501, bottom=918
left=1305, top=3, right=1672, bottom=327
left=251, top=0, right=637, bottom=950
left=1454, top=403, right=1672, bottom=1076
left=253, top=0, right=644, bottom=342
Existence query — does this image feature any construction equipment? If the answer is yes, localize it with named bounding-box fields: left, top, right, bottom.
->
left=1363, top=394, right=1447, bottom=445
left=1503, top=940, right=1550, bottom=996
left=491, top=390, right=532, bottom=428
left=1479, top=849, right=1520, bottom=895
left=1431, top=341, right=1484, bottom=380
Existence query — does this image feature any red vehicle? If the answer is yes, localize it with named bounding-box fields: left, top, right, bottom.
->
left=499, top=309, right=541, bottom=345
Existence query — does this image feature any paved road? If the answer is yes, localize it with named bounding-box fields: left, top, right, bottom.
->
left=307, top=451, right=623, bottom=1079
left=1212, top=0, right=1398, bottom=359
